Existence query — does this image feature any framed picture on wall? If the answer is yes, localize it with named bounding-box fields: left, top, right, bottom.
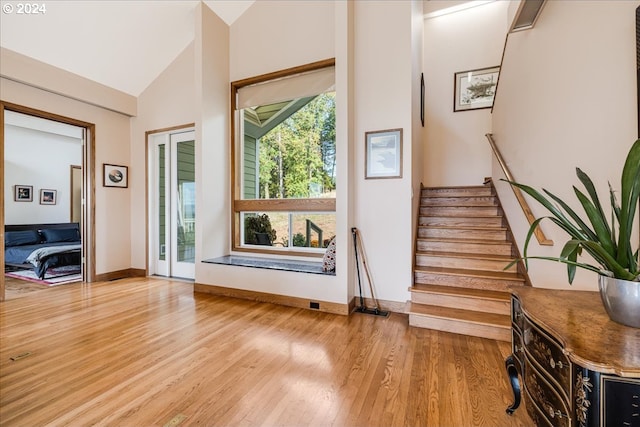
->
left=103, top=163, right=128, bottom=188
left=454, top=66, right=500, bottom=112
left=365, top=128, right=403, bottom=179
left=14, top=185, right=33, bottom=202
left=40, top=189, right=57, bottom=205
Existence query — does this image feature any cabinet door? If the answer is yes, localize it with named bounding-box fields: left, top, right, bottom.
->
left=602, top=376, right=640, bottom=427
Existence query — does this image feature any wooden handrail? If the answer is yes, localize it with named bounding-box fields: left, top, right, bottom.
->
left=485, top=133, right=553, bottom=246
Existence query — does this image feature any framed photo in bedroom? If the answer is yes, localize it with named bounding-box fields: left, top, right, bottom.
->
left=103, top=163, right=128, bottom=188
left=454, top=66, right=500, bottom=112
left=14, top=185, right=33, bottom=202
left=40, top=189, right=57, bottom=205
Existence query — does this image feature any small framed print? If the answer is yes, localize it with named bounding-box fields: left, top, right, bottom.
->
left=365, top=128, right=403, bottom=179
left=14, top=185, right=33, bottom=202
left=454, top=66, right=500, bottom=112
left=103, top=163, right=128, bottom=188
left=40, top=189, right=57, bottom=205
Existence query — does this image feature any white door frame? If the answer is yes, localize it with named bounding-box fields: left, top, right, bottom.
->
left=147, top=126, right=195, bottom=280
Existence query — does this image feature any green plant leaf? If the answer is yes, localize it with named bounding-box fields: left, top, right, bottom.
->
left=560, top=240, right=581, bottom=283
left=573, top=186, right=616, bottom=256
left=617, top=139, right=640, bottom=270
left=581, top=241, right=636, bottom=281
left=609, top=183, right=619, bottom=244
left=543, top=188, right=597, bottom=241
left=503, top=255, right=603, bottom=283
left=505, top=180, right=588, bottom=240
left=576, top=167, right=612, bottom=242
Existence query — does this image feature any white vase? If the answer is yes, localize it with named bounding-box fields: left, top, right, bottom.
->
left=598, top=275, right=640, bottom=328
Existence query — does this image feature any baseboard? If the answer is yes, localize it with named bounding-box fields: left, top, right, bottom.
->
left=350, top=296, right=407, bottom=314
left=194, top=283, right=349, bottom=315
left=94, top=268, right=146, bottom=282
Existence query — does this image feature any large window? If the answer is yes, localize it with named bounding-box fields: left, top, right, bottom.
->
left=231, top=59, right=336, bottom=255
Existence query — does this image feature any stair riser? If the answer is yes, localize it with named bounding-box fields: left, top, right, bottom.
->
left=415, top=254, right=517, bottom=272
left=419, top=216, right=504, bottom=228
left=419, top=228, right=507, bottom=241
left=422, top=188, right=493, bottom=198
left=408, top=314, right=510, bottom=341
left=420, top=206, right=500, bottom=216
left=417, top=240, right=513, bottom=256
left=410, top=291, right=510, bottom=315
left=421, top=197, right=498, bottom=207
left=414, top=271, right=523, bottom=291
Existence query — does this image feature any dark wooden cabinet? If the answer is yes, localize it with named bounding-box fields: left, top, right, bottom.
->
left=506, top=287, right=640, bottom=427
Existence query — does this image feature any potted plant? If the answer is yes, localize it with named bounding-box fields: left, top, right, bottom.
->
left=505, top=139, right=640, bottom=328
left=244, top=214, right=277, bottom=246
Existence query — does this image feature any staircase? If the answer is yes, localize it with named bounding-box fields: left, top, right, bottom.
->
left=409, top=182, right=527, bottom=341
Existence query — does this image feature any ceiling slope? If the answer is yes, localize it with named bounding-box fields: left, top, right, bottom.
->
left=0, top=0, right=254, bottom=96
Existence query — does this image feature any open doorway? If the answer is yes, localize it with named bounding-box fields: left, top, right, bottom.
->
left=1, top=102, right=95, bottom=301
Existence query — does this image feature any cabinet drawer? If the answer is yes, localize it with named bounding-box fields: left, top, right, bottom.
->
left=524, top=318, right=571, bottom=397
left=511, top=296, right=524, bottom=332
left=512, top=328, right=524, bottom=370
left=524, top=354, right=571, bottom=427
left=523, top=387, right=554, bottom=427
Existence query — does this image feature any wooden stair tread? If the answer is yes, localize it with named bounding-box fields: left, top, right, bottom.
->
left=417, top=237, right=511, bottom=245
left=421, top=214, right=502, bottom=219
left=419, top=225, right=507, bottom=231
left=408, top=303, right=511, bottom=328
left=410, top=284, right=511, bottom=302
left=414, top=266, right=525, bottom=282
left=422, top=185, right=489, bottom=191
left=416, top=250, right=515, bottom=262
left=421, top=196, right=497, bottom=201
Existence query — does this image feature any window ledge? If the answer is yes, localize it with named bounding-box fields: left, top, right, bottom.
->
left=202, top=255, right=335, bottom=276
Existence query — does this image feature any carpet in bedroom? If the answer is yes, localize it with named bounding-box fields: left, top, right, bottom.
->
left=5, top=265, right=82, bottom=286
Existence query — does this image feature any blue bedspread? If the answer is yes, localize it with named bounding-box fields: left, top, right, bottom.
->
left=5, top=241, right=80, bottom=265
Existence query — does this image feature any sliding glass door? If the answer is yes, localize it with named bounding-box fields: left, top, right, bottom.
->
left=149, top=130, right=195, bottom=280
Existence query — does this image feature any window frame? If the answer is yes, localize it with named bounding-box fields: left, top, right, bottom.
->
left=230, top=58, right=336, bottom=257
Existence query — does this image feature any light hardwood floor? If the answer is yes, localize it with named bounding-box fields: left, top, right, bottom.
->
left=0, top=277, right=533, bottom=426
left=4, top=276, right=51, bottom=300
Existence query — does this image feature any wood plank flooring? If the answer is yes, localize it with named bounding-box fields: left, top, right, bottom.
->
left=3, top=276, right=51, bottom=300
left=0, top=277, right=532, bottom=426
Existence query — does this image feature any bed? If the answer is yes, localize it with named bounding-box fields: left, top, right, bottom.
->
left=4, top=223, right=81, bottom=280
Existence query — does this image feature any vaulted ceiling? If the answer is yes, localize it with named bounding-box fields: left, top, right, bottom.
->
left=0, top=0, right=464, bottom=98
left=0, top=1, right=255, bottom=96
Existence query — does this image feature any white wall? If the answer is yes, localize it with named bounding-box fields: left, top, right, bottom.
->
left=353, top=1, right=414, bottom=304
left=4, top=122, right=82, bottom=224
left=1, top=74, right=132, bottom=276
left=196, top=0, right=352, bottom=307
left=229, top=0, right=335, bottom=81
left=412, top=0, right=425, bottom=246
left=422, top=1, right=508, bottom=186
left=491, top=0, right=638, bottom=291
left=130, top=42, right=196, bottom=270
